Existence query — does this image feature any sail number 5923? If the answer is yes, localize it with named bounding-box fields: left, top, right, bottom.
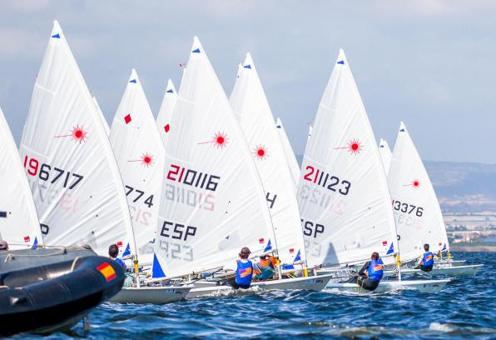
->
left=303, top=165, right=351, bottom=195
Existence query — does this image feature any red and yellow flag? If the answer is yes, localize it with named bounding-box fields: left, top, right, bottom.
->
left=97, top=262, right=117, bottom=282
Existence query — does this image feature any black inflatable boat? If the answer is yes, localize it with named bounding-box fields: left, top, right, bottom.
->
left=0, top=248, right=125, bottom=336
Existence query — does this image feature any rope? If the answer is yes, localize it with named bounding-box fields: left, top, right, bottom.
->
left=70, top=257, right=81, bottom=272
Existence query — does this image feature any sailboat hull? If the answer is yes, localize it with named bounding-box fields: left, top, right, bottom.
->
left=110, top=285, right=192, bottom=304
left=385, top=264, right=483, bottom=278
left=252, top=274, right=333, bottom=291
left=326, top=278, right=450, bottom=294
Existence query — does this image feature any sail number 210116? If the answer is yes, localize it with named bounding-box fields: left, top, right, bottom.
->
left=303, top=165, right=351, bottom=195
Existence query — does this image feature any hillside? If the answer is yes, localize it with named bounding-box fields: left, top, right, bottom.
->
left=296, top=156, right=496, bottom=213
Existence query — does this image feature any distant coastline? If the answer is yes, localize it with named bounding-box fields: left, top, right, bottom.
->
left=452, top=243, right=496, bottom=252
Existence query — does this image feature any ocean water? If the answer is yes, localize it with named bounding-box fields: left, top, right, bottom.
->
left=30, top=252, right=496, bottom=339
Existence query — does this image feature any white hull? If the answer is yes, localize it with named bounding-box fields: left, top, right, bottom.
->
left=187, top=285, right=258, bottom=299
left=110, top=285, right=192, bottom=304
left=186, top=274, right=334, bottom=298
left=252, top=274, right=333, bottom=291
left=326, top=278, right=450, bottom=294
left=385, top=264, right=483, bottom=278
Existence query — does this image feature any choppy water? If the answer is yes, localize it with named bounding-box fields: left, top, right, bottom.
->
left=26, top=252, right=496, bottom=339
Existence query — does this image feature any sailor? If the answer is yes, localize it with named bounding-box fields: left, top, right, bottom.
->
left=415, top=244, right=434, bottom=272
left=254, top=254, right=276, bottom=280
left=357, top=252, right=384, bottom=291
left=0, top=240, right=8, bottom=251
left=230, top=247, right=254, bottom=289
left=108, top=244, right=127, bottom=271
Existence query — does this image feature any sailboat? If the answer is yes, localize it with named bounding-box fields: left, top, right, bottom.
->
left=20, top=20, right=137, bottom=258
left=147, top=37, right=330, bottom=299
left=230, top=53, right=306, bottom=267
left=378, top=138, right=392, bottom=175
left=275, top=118, right=300, bottom=189
left=109, top=69, right=164, bottom=265
left=107, top=70, right=191, bottom=304
left=0, top=106, right=43, bottom=249
left=386, top=122, right=482, bottom=277
left=298, top=49, right=448, bottom=293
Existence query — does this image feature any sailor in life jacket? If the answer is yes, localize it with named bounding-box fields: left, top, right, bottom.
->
left=357, top=252, right=384, bottom=291
left=232, top=247, right=254, bottom=289
left=254, top=254, right=278, bottom=281
left=415, top=243, right=434, bottom=272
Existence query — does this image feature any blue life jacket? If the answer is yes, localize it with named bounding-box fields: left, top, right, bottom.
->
left=421, top=251, right=434, bottom=267
left=235, top=259, right=253, bottom=286
left=114, top=258, right=127, bottom=272
left=367, top=258, right=384, bottom=282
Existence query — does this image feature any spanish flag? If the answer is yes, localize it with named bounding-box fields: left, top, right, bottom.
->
left=97, top=262, right=117, bottom=282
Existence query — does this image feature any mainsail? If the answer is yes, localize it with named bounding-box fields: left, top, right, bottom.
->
left=297, top=49, right=398, bottom=267
left=0, top=106, right=43, bottom=249
left=275, top=118, right=300, bottom=189
left=230, top=53, right=305, bottom=265
left=152, top=37, right=275, bottom=278
left=156, top=79, right=178, bottom=147
left=379, top=138, right=392, bottom=175
left=110, top=69, right=165, bottom=263
left=388, top=122, right=449, bottom=262
left=20, top=21, right=134, bottom=256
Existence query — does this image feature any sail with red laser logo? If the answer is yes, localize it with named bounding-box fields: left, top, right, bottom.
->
left=19, top=20, right=134, bottom=256
left=110, top=69, right=165, bottom=264
left=230, top=53, right=305, bottom=266
left=297, top=49, right=398, bottom=267
left=388, top=122, right=449, bottom=262
left=152, top=37, right=275, bottom=278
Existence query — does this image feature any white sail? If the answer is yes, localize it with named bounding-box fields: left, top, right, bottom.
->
left=93, top=96, right=110, bottom=135
left=20, top=21, right=135, bottom=256
left=156, top=79, right=178, bottom=147
left=230, top=53, right=305, bottom=265
left=379, top=138, right=392, bottom=175
left=297, top=49, right=398, bottom=267
left=110, top=69, right=165, bottom=263
left=388, top=122, right=449, bottom=262
left=275, top=118, right=300, bottom=188
left=0, top=106, right=43, bottom=249
left=152, top=37, right=275, bottom=279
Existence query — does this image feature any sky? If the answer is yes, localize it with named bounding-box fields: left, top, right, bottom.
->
left=0, top=0, right=495, bottom=163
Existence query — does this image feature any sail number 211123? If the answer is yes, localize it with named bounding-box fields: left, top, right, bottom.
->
left=303, top=165, right=351, bottom=195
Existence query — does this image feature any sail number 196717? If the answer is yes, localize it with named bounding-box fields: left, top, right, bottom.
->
left=23, top=155, right=84, bottom=190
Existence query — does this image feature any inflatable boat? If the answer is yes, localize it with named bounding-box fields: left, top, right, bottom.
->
left=0, top=250, right=125, bottom=336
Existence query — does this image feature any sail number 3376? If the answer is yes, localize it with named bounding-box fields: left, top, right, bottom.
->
left=392, top=200, right=423, bottom=217
left=303, top=165, right=351, bottom=195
